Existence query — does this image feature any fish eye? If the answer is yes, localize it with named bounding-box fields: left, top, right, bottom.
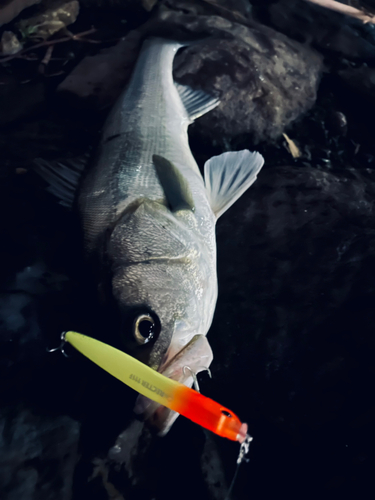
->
left=133, top=313, right=157, bottom=345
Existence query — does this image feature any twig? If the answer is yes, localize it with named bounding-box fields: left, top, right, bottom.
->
left=44, top=71, right=65, bottom=77
left=39, top=45, right=54, bottom=74
left=21, top=55, right=39, bottom=61
left=305, top=0, right=375, bottom=24
left=72, top=38, right=101, bottom=44
left=0, top=28, right=97, bottom=64
left=41, top=45, right=54, bottom=66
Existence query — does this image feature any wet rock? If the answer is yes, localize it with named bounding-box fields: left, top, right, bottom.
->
left=167, top=11, right=323, bottom=143
left=58, top=10, right=323, bottom=143
left=208, top=164, right=375, bottom=498
left=0, top=406, right=80, bottom=500
left=214, top=164, right=375, bottom=383
left=99, top=418, right=208, bottom=500
left=200, top=433, right=228, bottom=500
left=160, top=0, right=253, bottom=21
left=338, top=65, right=375, bottom=107
left=0, top=0, right=41, bottom=27
left=79, top=0, right=146, bottom=9
left=265, top=0, right=375, bottom=61
left=325, top=109, right=348, bottom=137
left=0, top=78, right=45, bottom=125
left=57, top=30, right=143, bottom=110
left=70, top=163, right=375, bottom=500
left=0, top=164, right=82, bottom=389
left=141, top=0, right=157, bottom=12
left=79, top=0, right=252, bottom=17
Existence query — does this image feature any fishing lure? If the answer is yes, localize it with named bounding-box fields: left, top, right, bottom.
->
left=59, top=331, right=249, bottom=444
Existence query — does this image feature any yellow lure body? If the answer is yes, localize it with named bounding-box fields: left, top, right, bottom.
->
left=65, top=331, right=247, bottom=442
left=65, top=331, right=179, bottom=407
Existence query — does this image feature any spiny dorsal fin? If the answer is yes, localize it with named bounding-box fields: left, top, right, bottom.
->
left=153, top=154, right=195, bottom=212
left=34, top=154, right=89, bottom=209
left=204, top=149, right=264, bottom=219
left=175, top=82, right=220, bottom=121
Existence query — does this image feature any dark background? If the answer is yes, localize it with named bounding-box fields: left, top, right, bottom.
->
left=1, top=1, right=375, bottom=499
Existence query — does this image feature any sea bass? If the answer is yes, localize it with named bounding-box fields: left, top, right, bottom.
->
left=37, top=37, right=264, bottom=433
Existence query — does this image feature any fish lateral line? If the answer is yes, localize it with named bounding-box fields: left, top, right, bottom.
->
left=60, top=331, right=249, bottom=443
left=114, top=256, right=192, bottom=267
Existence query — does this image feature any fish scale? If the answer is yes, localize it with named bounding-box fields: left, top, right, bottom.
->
left=36, top=37, right=264, bottom=434
left=77, top=37, right=264, bottom=431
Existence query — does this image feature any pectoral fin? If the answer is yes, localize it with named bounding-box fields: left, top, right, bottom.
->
left=175, top=83, right=220, bottom=122
left=153, top=154, right=195, bottom=212
left=204, top=149, right=264, bottom=218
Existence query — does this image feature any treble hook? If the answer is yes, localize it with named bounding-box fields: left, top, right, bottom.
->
left=46, top=331, right=68, bottom=358
left=237, top=433, right=253, bottom=464
left=183, top=365, right=212, bottom=393
left=225, top=433, right=253, bottom=500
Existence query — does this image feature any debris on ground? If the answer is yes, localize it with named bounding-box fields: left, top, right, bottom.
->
left=17, top=0, right=80, bottom=41
left=282, top=133, right=301, bottom=158
left=1, top=30, right=23, bottom=54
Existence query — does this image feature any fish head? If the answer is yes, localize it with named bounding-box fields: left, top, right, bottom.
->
left=107, top=199, right=217, bottom=373
left=106, top=199, right=217, bottom=433
left=111, top=265, right=192, bottom=371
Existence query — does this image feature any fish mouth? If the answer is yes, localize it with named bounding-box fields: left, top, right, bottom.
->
left=133, top=334, right=213, bottom=435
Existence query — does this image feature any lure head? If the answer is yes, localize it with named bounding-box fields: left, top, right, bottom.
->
left=136, top=374, right=248, bottom=442
left=181, top=390, right=248, bottom=442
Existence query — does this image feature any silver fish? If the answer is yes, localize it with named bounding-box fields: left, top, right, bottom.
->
left=37, top=37, right=264, bottom=433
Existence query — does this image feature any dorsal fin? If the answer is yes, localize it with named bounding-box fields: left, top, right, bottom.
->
left=175, top=82, right=220, bottom=121
left=153, top=154, right=195, bottom=212
left=204, top=149, right=264, bottom=219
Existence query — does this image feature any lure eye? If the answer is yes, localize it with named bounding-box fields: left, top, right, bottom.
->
left=133, top=314, right=156, bottom=345
left=221, top=410, right=232, bottom=418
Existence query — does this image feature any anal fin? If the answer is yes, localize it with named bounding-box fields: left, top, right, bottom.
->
left=34, top=154, right=89, bottom=209
left=204, top=149, right=264, bottom=219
